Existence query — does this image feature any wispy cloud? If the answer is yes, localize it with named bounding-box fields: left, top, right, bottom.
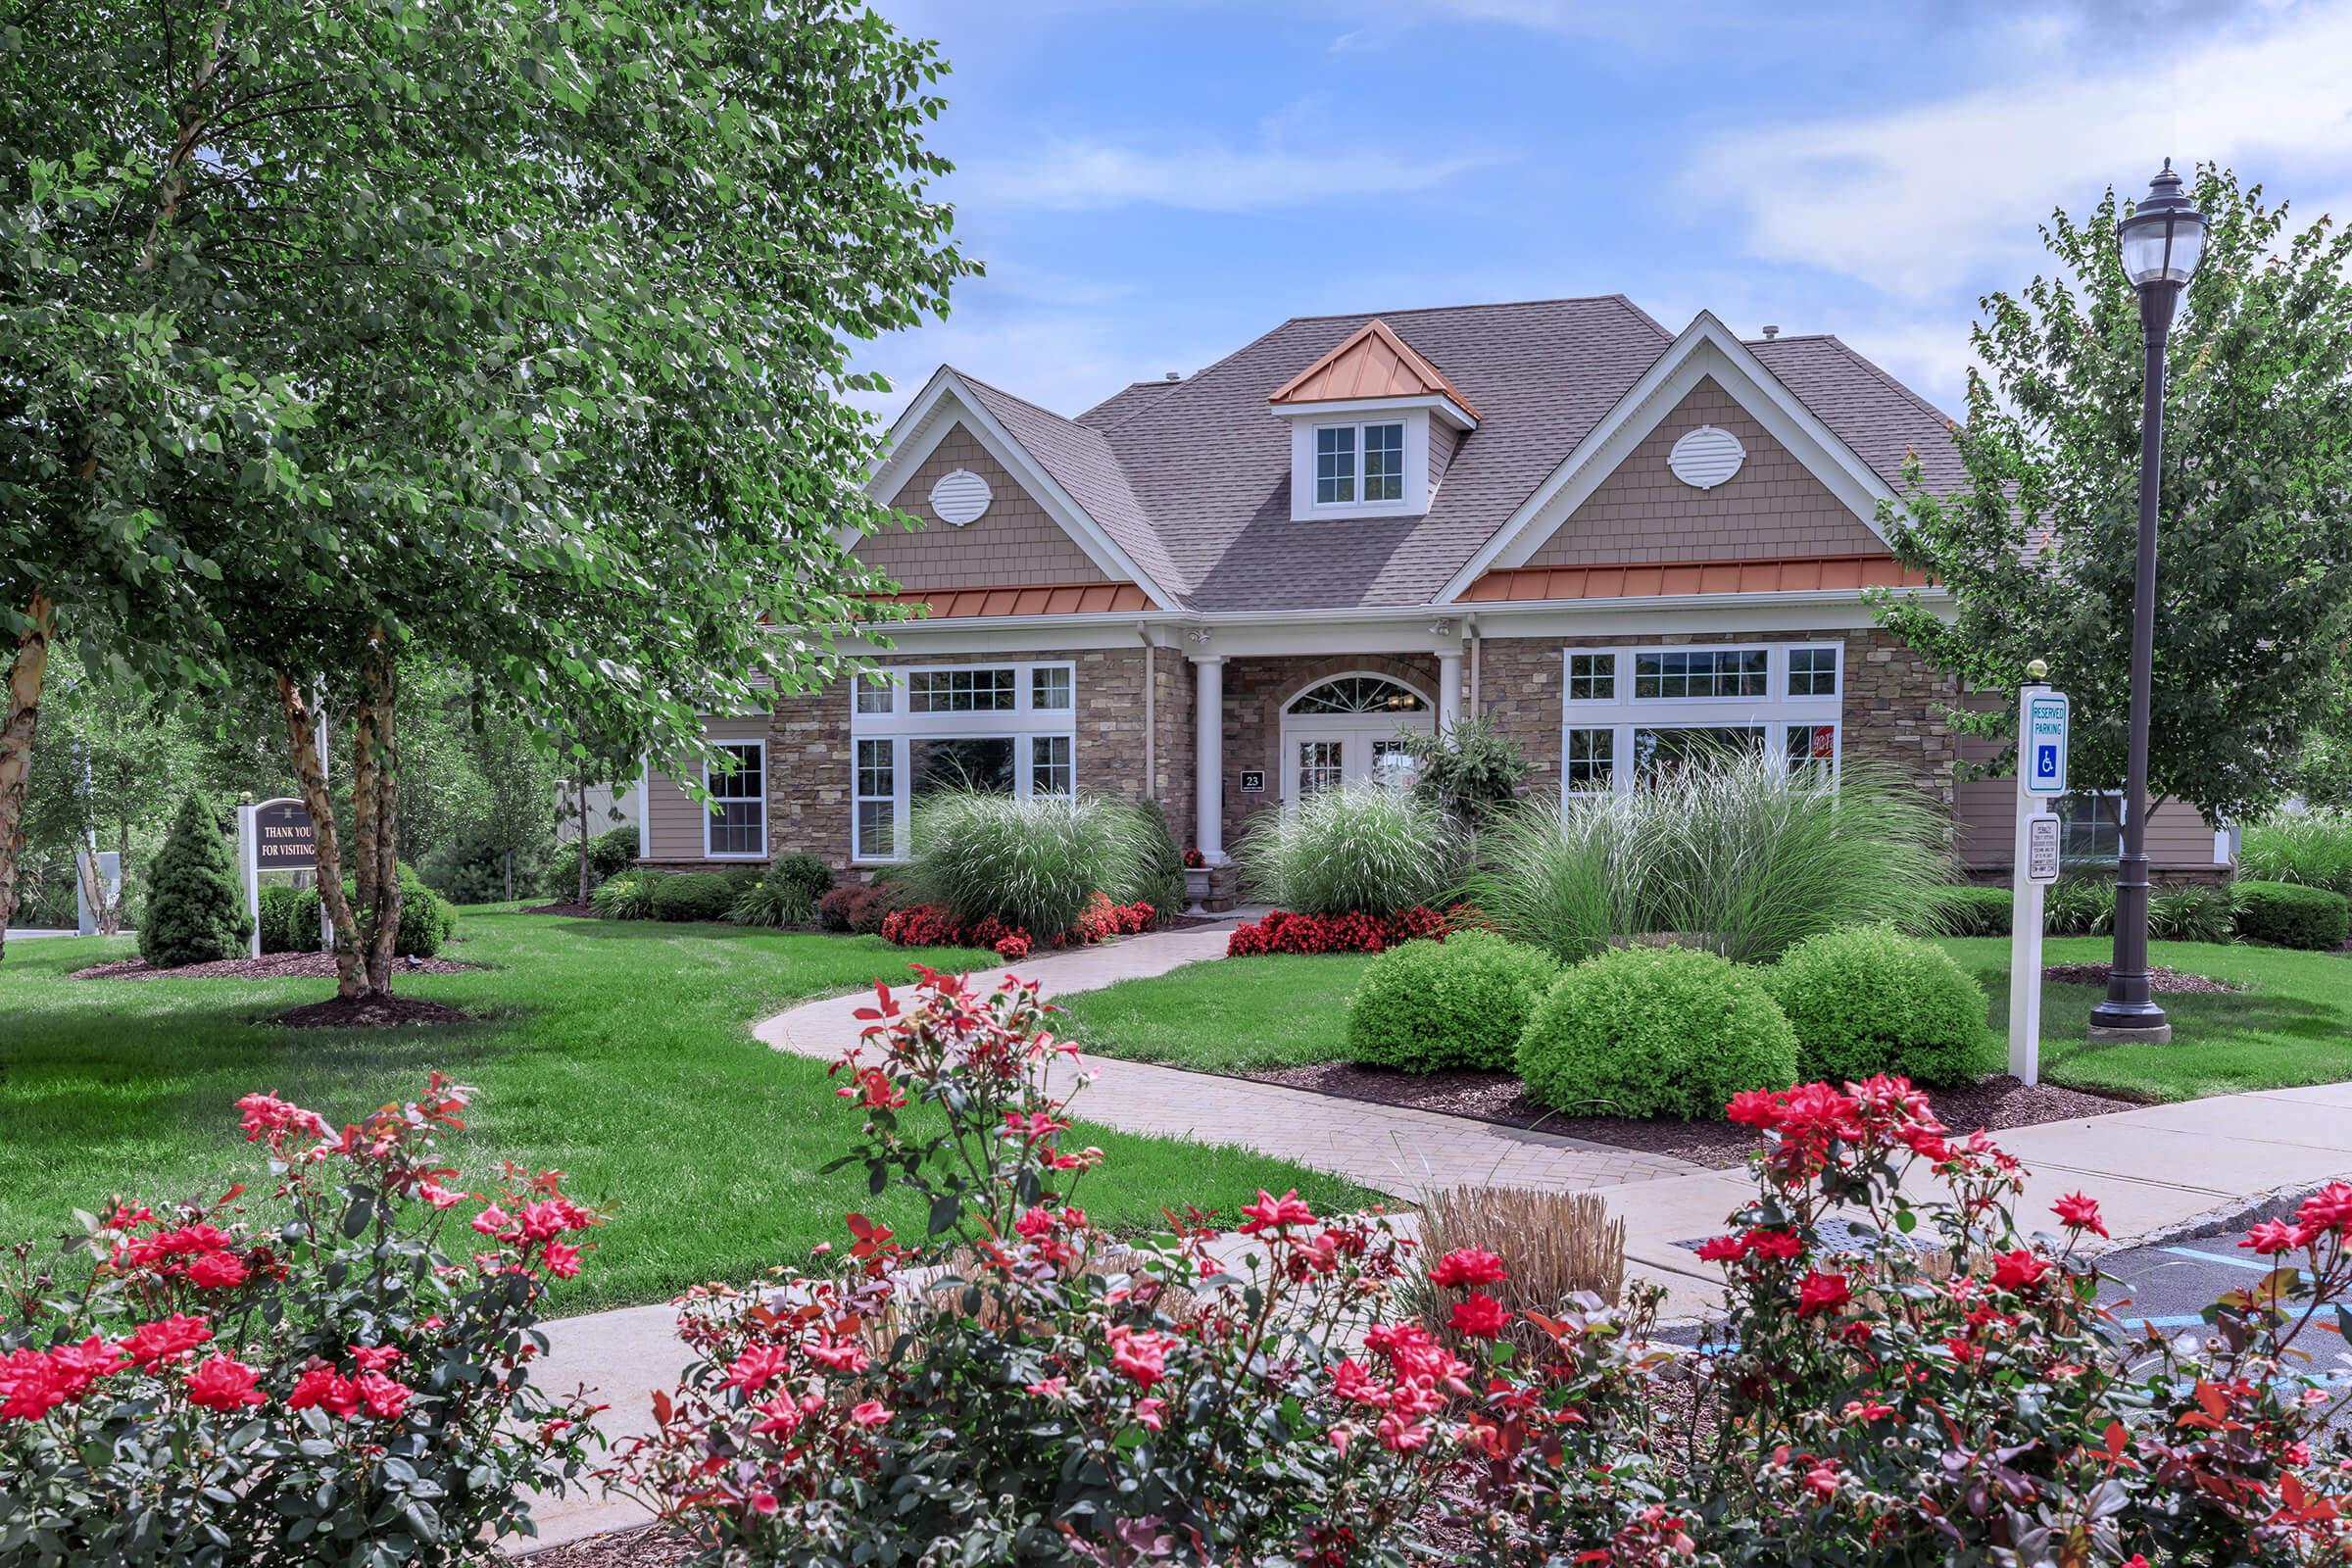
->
left=1682, top=1, right=2352, bottom=297
left=957, top=137, right=1511, bottom=213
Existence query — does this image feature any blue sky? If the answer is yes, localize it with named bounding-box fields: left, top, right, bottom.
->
left=856, top=0, right=2352, bottom=424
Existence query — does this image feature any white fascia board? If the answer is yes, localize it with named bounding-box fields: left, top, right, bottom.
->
left=1434, top=312, right=1902, bottom=603
left=853, top=368, right=1183, bottom=609
left=835, top=615, right=1189, bottom=659
left=1270, top=392, right=1478, bottom=431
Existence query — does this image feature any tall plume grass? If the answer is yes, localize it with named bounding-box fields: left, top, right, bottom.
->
left=1236, top=783, right=1466, bottom=916
left=907, top=790, right=1147, bottom=937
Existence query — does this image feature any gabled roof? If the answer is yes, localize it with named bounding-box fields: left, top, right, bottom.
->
left=1266, top=318, right=1481, bottom=419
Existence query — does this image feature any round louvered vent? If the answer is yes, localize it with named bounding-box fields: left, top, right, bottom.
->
left=928, top=468, right=992, bottom=526
left=1667, top=425, right=1745, bottom=489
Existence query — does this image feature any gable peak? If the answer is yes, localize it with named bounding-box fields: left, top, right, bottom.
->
left=1267, top=318, right=1481, bottom=418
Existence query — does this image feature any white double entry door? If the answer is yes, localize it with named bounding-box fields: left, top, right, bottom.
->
left=1280, top=715, right=1434, bottom=802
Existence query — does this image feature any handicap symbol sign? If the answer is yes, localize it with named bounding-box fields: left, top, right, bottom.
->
left=2023, top=691, right=2070, bottom=797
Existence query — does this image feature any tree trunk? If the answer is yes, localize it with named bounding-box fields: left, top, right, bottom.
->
left=0, top=591, right=56, bottom=959
left=575, top=763, right=590, bottom=905
left=503, top=849, right=514, bottom=902
left=362, top=632, right=402, bottom=994
left=277, top=672, right=368, bottom=999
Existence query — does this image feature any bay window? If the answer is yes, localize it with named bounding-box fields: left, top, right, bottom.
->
left=850, top=660, right=1079, bottom=862
left=1560, top=643, right=1843, bottom=801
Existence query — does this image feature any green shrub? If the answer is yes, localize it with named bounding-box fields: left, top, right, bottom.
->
left=1237, top=782, right=1464, bottom=917
left=1125, top=799, right=1186, bottom=926
left=730, top=877, right=816, bottom=928
left=650, top=871, right=737, bottom=923
left=767, top=850, right=835, bottom=905
left=1767, top=925, right=1996, bottom=1088
left=1515, top=945, right=1798, bottom=1120
left=1401, top=715, right=1531, bottom=828
left=2239, top=811, right=2352, bottom=896
left=417, top=830, right=563, bottom=906
left=589, top=870, right=661, bottom=920
left=256, top=884, right=322, bottom=954
left=139, top=795, right=252, bottom=967
left=852, top=878, right=921, bottom=936
left=1921, top=885, right=2011, bottom=937
left=907, top=790, right=1145, bottom=938
left=589, top=823, right=641, bottom=882
left=1470, top=754, right=1951, bottom=965
left=2043, top=875, right=2116, bottom=937
left=2232, top=879, right=2351, bottom=951
left=336, top=862, right=458, bottom=956
left=2148, top=882, right=2235, bottom=944
left=1345, top=932, right=1560, bottom=1073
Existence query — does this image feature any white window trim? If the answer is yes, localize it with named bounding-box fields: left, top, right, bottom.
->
left=702, top=739, right=768, bottom=860
left=1559, top=642, right=1844, bottom=801
left=1287, top=410, right=1433, bottom=521
left=848, top=661, right=1080, bottom=864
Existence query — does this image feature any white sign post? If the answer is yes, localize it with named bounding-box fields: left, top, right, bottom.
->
left=236, top=802, right=263, bottom=959
left=2008, top=679, right=2070, bottom=1085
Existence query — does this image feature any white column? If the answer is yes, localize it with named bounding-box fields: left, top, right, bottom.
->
left=1438, top=651, right=1464, bottom=730
left=237, top=803, right=262, bottom=959
left=1193, top=656, right=1225, bottom=863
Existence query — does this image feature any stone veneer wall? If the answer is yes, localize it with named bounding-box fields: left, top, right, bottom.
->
left=1471, top=627, right=1958, bottom=812
left=761, top=643, right=1173, bottom=876
left=1216, top=652, right=1443, bottom=851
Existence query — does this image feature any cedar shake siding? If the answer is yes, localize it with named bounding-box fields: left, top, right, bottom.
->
left=1951, top=710, right=2225, bottom=875
left=1522, top=377, right=1887, bottom=568
left=641, top=714, right=773, bottom=867
left=860, top=422, right=1113, bottom=590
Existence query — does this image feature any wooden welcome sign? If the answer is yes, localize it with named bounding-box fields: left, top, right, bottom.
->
left=251, top=797, right=318, bottom=870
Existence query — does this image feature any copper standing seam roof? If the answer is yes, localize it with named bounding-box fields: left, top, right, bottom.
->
left=865, top=581, right=1156, bottom=619
left=1460, top=555, right=1934, bottom=603
left=1266, top=318, right=1483, bottom=418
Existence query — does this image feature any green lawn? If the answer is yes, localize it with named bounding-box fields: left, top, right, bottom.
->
left=1056, top=937, right=2352, bottom=1104
left=0, top=912, right=1375, bottom=1313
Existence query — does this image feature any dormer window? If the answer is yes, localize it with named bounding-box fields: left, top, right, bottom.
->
left=1314, top=421, right=1405, bottom=506
left=1270, top=318, right=1478, bottom=523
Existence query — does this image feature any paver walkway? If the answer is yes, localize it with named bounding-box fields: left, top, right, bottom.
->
left=752, top=923, right=1697, bottom=1200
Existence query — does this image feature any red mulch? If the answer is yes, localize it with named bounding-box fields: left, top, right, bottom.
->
left=269, top=994, right=478, bottom=1029
left=72, top=952, right=481, bottom=982
left=522, top=901, right=597, bottom=918
left=1243, top=1063, right=2136, bottom=1171
left=2042, top=962, right=2244, bottom=994
left=514, top=1525, right=699, bottom=1567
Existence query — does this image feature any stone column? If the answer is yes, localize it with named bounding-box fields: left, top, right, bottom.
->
left=1438, top=651, right=1463, bottom=730
left=1192, top=655, right=1225, bottom=862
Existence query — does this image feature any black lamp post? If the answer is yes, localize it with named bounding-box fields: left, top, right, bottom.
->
left=2090, top=160, right=2205, bottom=1043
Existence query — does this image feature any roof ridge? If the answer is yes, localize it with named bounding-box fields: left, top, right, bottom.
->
left=1278, top=292, right=1667, bottom=327
left=949, top=366, right=1100, bottom=431
left=1811, top=335, right=1960, bottom=429
left=1083, top=378, right=1184, bottom=433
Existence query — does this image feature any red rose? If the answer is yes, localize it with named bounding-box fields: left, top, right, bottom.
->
left=184, top=1354, right=267, bottom=1412
left=1428, top=1248, right=1508, bottom=1288
left=1449, top=1294, right=1511, bottom=1340
left=1795, top=1271, right=1852, bottom=1318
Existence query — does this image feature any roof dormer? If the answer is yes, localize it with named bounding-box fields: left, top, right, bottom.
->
left=1269, top=318, right=1478, bottom=522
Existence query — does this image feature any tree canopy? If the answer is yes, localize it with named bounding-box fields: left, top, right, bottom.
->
left=1874, top=167, right=2352, bottom=826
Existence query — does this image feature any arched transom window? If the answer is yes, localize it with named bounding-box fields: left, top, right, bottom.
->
left=1286, top=675, right=1428, bottom=716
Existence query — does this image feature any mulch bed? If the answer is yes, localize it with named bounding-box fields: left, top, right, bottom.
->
left=2043, top=962, right=2243, bottom=994
left=71, top=952, right=482, bottom=982
left=1243, top=1062, right=2135, bottom=1171
left=522, top=901, right=597, bottom=918
left=269, top=994, right=478, bottom=1029
left=514, top=1525, right=699, bottom=1567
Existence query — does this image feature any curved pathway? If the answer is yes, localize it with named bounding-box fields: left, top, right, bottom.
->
left=751, top=923, right=1698, bottom=1200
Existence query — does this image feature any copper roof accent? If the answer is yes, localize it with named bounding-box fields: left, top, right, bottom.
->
left=864, top=581, right=1155, bottom=619
left=1459, top=554, right=1934, bottom=603
left=1267, top=318, right=1482, bottom=417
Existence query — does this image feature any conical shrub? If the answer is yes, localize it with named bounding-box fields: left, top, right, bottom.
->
left=139, top=795, right=253, bottom=967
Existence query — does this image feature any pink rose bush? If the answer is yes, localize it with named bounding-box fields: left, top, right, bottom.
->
left=615, top=968, right=2352, bottom=1568
left=0, top=1075, right=603, bottom=1563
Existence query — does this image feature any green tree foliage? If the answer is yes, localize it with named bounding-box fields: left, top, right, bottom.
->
left=1875, top=168, right=2352, bottom=827
left=1403, top=715, right=1532, bottom=828
left=137, top=794, right=249, bottom=967
left=0, top=1, right=976, bottom=988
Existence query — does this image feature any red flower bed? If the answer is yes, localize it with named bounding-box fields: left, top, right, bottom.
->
left=879, top=892, right=1155, bottom=954
left=1225, top=904, right=1484, bottom=956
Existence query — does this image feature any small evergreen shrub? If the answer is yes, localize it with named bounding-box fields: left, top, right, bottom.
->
left=1127, top=799, right=1187, bottom=928
left=731, top=877, right=816, bottom=928
left=1515, top=945, right=1797, bottom=1120
left=1402, top=715, right=1532, bottom=828
left=2148, top=882, right=2235, bottom=944
left=587, top=823, right=641, bottom=882
left=2233, top=880, right=2351, bottom=951
left=338, top=863, right=458, bottom=956
left=139, top=795, right=253, bottom=967
left=1921, top=885, right=2011, bottom=937
left=767, top=850, right=835, bottom=905
left=256, top=885, right=323, bottom=955
left=650, top=871, right=737, bottom=923
left=1766, top=925, right=1996, bottom=1088
left=1345, top=932, right=1561, bottom=1072
left=589, top=870, right=661, bottom=920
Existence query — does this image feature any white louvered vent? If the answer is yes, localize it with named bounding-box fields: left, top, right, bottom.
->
left=927, top=468, right=992, bottom=526
left=1667, top=426, right=1745, bottom=490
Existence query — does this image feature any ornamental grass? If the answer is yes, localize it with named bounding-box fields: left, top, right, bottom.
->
left=906, top=789, right=1148, bottom=940
left=1237, top=782, right=1467, bottom=917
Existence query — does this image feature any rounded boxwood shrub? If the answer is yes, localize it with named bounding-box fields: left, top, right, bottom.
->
left=1766, top=925, right=1996, bottom=1088
left=1346, top=932, right=1561, bottom=1073
left=768, top=850, right=835, bottom=905
left=257, top=884, right=323, bottom=954
left=650, top=870, right=737, bottom=923
left=1515, top=945, right=1797, bottom=1121
left=2233, top=879, right=2351, bottom=951
left=1923, top=885, right=2011, bottom=937
left=139, top=795, right=253, bottom=967
left=337, top=862, right=459, bottom=956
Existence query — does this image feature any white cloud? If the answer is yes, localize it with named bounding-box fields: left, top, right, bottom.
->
left=1683, top=2, right=2352, bottom=296
left=957, top=137, right=1510, bottom=213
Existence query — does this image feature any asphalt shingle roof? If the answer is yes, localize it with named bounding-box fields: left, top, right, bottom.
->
left=934, top=300, right=1962, bottom=612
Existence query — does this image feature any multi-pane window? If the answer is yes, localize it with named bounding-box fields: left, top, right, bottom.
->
left=1371, top=738, right=1417, bottom=790
left=2060, top=793, right=2125, bottom=860
left=1632, top=649, right=1769, bottom=700
left=1786, top=723, right=1838, bottom=774
left=1788, top=647, right=1839, bottom=697
left=1315, top=426, right=1356, bottom=504
left=705, top=742, right=766, bottom=858
left=1031, top=665, right=1073, bottom=710
left=1633, top=726, right=1766, bottom=783
left=1567, top=653, right=1616, bottom=702
left=908, top=666, right=1016, bottom=713
left=855, top=672, right=896, bottom=714
left=855, top=740, right=897, bottom=861
left=1360, top=422, right=1404, bottom=503
left=1031, top=735, right=1073, bottom=796
left=1565, top=728, right=1614, bottom=791
left=1298, top=740, right=1345, bottom=795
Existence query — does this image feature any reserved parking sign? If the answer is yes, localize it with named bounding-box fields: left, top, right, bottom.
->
left=2022, top=690, right=2070, bottom=797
